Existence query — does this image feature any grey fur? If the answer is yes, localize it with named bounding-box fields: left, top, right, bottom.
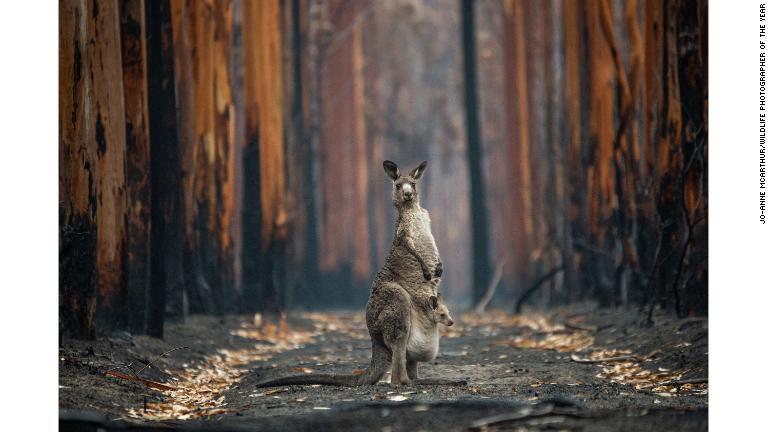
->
left=256, top=161, right=453, bottom=388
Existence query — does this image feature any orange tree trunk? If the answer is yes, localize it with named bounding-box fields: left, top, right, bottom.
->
left=242, top=0, right=289, bottom=313
left=59, top=0, right=130, bottom=338
left=562, top=0, right=586, bottom=303
left=503, top=0, right=534, bottom=294
left=60, top=0, right=98, bottom=339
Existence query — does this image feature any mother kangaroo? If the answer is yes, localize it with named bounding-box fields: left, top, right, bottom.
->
left=365, top=160, right=445, bottom=385
left=256, top=161, right=456, bottom=388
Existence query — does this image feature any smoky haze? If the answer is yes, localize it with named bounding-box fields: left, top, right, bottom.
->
left=59, top=0, right=707, bottom=339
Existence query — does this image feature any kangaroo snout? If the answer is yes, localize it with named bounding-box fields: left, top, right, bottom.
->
left=402, top=183, right=414, bottom=199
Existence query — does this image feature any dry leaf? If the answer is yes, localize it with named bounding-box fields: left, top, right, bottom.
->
left=127, top=315, right=324, bottom=421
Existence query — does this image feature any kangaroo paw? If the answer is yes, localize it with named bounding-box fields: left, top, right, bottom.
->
left=422, top=269, right=432, bottom=281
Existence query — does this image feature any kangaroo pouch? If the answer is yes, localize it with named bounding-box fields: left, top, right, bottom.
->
left=406, top=308, right=440, bottom=362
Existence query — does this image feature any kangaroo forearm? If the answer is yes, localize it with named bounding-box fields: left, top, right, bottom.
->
left=402, top=235, right=429, bottom=271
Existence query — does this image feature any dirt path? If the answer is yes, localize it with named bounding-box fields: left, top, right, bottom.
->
left=60, top=307, right=707, bottom=431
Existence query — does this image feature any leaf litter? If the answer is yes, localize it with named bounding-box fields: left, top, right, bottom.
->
left=458, top=310, right=707, bottom=397
left=60, top=309, right=707, bottom=428
left=125, top=312, right=363, bottom=421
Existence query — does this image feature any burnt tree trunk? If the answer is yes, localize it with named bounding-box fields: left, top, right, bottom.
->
left=461, top=0, right=492, bottom=305
left=60, top=0, right=130, bottom=338
left=60, top=0, right=99, bottom=339
left=242, top=0, right=289, bottom=313
left=90, top=0, right=130, bottom=333
left=281, top=0, right=313, bottom=309
left=169, top=0, right=216, bottom=315
left=146, top=0, right=183, bottom=337
left=119, top=0, right=152, bottom=335
left=562, top=0, right=585, bottom=304
left=209, top=0, right=237, bottom=312
left=503, top=0, right=534, bottom=296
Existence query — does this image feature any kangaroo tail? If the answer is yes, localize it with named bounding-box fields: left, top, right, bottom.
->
left=256, top=340, right=390, bottom=388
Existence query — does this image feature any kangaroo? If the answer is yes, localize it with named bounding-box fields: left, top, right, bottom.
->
left=256, top=161, right=458, bottom=388
left=255, top=292, right=454, bottom=387
left=377, top=160, right=443, bottom=295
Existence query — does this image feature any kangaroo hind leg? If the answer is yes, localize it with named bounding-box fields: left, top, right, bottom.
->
left=406, top=360, right=419, bottom=380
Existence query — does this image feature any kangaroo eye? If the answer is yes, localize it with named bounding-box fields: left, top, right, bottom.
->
left=410, top=182, right=415, bottom=188
left=396, top=184, right=402, bottom=190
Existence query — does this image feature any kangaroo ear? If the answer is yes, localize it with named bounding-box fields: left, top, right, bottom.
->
left=429, top=295, right=438, bottom=310
left=409, top=161, right=428, bottom=180
left=383, top=160, right=400, bottom=181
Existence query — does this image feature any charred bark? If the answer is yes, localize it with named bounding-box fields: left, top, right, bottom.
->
left=60, top=0, right=99, bottom=339
left=60, top=0, right=130, bottom=337
left=461, top=0, right=492, bottom=305
left=242, top=0, right=289, bottom=313
left=146, top=0, right=184, bottom=337
left=119, top=0, right=152, bottom=335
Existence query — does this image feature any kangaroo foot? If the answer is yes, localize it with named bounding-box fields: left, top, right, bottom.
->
left=390, top=377, right=412, bottom=387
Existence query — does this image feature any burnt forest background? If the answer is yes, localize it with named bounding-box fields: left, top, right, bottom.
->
left=59, top=0, right=708, bottom=339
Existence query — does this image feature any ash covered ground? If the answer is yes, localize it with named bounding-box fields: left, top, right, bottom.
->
left=60, top=305, right=707, bottom=431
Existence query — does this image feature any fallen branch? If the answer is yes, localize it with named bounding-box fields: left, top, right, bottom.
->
left=103, top=346, right=189, bottom=392
left=135, top=346, right=190, bottom=376
left=104, top=370, right=177, bottom=391
left=514, top=266, right=566, bottom=314
left=473, top=260, right=506, bottom=313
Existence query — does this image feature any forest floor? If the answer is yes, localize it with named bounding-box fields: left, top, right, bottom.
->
left=59, top=304, right=708, bottom=431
